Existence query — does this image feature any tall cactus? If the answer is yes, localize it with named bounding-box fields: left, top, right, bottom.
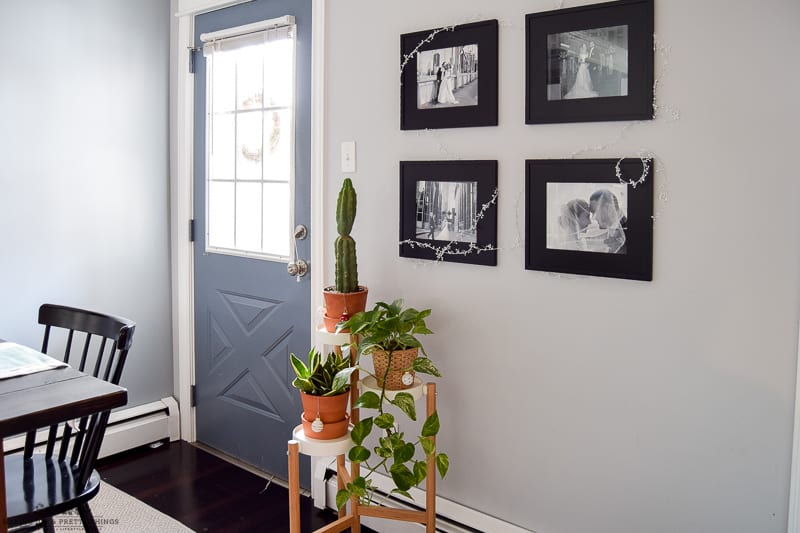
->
left=334, top=178, right=358, bottom=293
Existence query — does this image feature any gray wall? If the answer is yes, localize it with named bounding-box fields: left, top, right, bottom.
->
left=325, top=1, right=800, bottom=531
left=0, top=0, right=173, bottom=408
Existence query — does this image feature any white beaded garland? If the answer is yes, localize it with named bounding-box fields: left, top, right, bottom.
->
left=397, top=18, right=679, bottom=263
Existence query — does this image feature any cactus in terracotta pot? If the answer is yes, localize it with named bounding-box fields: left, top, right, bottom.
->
left=322, top=178, right=368, bottom=330
left=334, top=178, right=358, bottom=293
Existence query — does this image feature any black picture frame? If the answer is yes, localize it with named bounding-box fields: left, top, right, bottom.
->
left=525, top=0, right=654, bottom=124
left=401, top=20, right=498, bottom=130
left=400, top=160, right=498, bottom=266
left=525, top=159, right=653, bottom=281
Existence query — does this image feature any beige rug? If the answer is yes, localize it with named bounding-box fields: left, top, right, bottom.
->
left=52, top=481, right=194, bottom=532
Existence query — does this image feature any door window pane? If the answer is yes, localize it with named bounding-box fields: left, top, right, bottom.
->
left=204, top=25, right=295, bottom=260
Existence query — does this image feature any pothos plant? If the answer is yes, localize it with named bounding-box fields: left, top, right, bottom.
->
left=335, top=300, right=449, bottom=508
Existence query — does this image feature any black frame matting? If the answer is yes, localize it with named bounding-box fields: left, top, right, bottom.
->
left=525, top=158, right=653, bottom=280
left=525, top=0, right=654, bottom=124
left=401, top=20, right=498, bottom=130
left=400, top=160, right=498, bottom=266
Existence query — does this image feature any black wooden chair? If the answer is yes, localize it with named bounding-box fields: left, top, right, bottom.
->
left=5, top=304, right=135, bottom=533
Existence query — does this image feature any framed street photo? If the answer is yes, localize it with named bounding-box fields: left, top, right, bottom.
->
left=400, top=160, right=498, bottom=266
left=525, top=159, right=653, bottom=280
left=401, top=20, right=498, bottom=130
left=525, top=0, right=654, bottom=124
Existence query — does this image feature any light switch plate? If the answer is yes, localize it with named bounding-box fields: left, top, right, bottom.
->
left=341, top=141, right=356, bottom=173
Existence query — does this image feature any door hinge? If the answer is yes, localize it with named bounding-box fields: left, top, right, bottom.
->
left=189, top=219, right=196, bottom=242
left=189, top=47, right=199, bottom=74
left=190, top=384, right=197, bottom=408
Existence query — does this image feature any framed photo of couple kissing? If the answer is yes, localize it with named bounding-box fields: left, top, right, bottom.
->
left=525, top=159, right=654, bottom=281
left=400, top=20, right=499, bottom=130
left=525, top=0, right=654, bottom=124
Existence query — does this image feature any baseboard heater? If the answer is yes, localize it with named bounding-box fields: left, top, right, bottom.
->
left=3, top=396, right=181, bottom=459
left=320, top=463, right=532, bottom=533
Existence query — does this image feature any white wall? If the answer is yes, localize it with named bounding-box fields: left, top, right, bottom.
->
left=0, top=0, right=173, bottom=408
left=324, top=1, right=800, bottom=531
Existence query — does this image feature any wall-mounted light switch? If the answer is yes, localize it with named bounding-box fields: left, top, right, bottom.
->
left=341, top=141, right=356, bottom=173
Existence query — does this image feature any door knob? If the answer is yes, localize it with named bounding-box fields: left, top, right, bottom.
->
left=288, top=224, right=308, bottom=281
left=287, top=259, right=308, bottom=278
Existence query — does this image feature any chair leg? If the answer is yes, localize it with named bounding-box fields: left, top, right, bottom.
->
left=77, top=503, right=100, bottom=533
left=42, top=518, right=55, bottom=533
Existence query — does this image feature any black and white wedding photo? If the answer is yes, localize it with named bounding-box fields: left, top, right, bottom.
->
left=546, top=25, right=629, bottom=101
left=415, top=180, right=478, bottom=243
left=546, top=182, right=628, bottom=254
left=416, top=44, right=479, bottom=109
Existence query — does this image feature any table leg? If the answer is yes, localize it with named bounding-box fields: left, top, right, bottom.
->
left=288, top=441, right=300, bottom=533
left=0, top=438, right=6, bottom=533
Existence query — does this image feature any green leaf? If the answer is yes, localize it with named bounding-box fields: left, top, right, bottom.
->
left=436, top=453, right=449, bottom=478
left=374, top=413, right=395, bottom=429
left=420, top=436, right=435, bottom=456
left=389, top=463, right=415, bottom=491
left=390, top=392, right=416, bottom=421
left=393, top=442, right=415, bottom=464
left=375, top=446, right=392, bottom=458
left=347, top=480, right=367, bottom=498
left=292, top=377, right=313, bottom=393
left=354, top=391, right=381, bottom=410
left=411, top=324, right=433, bottom=335
left=421, top=411, right=440, bottom=437
left=336, top=489, right=350, bottom=510
left=397, top=334, right=421, bottom=349
left=330, top=366, right=357, bottom=392
left=290, top=353, right=309, bottom=379
left=348, top=445, right=371, bottom=463
left=350, top=417, right=373, bottom=446
left=412, top=358, right=441, bottom=377
left=308, top=349, right=321, bottom=372
left=390, top=488, right=413, bottom=500
left=413, top=460, right=427, bottom=484
left=388, top=299, right=404, bottom=315
left=353, top=476, right=367, bottom=491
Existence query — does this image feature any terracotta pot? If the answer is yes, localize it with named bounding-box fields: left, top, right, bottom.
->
left=322, top=286, right=368, bottom=331
left=301, top=412, right=350, bottom=440
left=299, top=391, right=350, bottom=439
left=322, top=313, right=344, bottom=333
left=372, top=348, right=418, bottom=390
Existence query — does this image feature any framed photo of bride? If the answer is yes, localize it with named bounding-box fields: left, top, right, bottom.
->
left=400, top=20, right=498, bottom=130
left=525, top=0, right=654, bottom=124
left=399, top=160, right=498, bottom=266
left=525, top=159, right=654, bottom=281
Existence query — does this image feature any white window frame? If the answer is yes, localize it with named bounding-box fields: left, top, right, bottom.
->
left=201, top=16, right=297, bottom=263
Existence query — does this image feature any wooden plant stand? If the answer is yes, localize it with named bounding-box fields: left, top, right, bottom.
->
left=287, top=329, right=437, bottom=533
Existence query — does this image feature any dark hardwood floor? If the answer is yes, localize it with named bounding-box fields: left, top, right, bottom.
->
left=97, top=440, right=377, bottom=533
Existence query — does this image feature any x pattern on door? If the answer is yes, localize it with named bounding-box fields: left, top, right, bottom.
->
left=206, top=290, right=297, bottom=425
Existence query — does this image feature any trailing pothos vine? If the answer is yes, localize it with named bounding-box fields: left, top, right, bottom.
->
left=336, top=300, right=449, bottom=508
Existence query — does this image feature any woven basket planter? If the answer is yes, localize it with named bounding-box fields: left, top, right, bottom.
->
left=372, top=348, right=418, bottom=390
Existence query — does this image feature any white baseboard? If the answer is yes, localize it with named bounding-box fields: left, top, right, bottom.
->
left=3, top=396, right=181, bottom=459
left=316, top=458, right=533, bottom=533
left=101, top=397, right=181, bottom=458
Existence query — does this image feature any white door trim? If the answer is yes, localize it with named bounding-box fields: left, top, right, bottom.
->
left=170, top=0, right=326, bottom=444
left=171, top=0, right=197, bottom=442
left=788, top=323, right=800, bottom=533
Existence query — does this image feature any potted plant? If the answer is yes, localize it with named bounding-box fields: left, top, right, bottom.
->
left=290, top=347, right=357, bottom=439
left=339, top=299, right=438, bottom=390
left=335, top=300, right=448, bottom=508
left=322, top=178, right=368, bottom=331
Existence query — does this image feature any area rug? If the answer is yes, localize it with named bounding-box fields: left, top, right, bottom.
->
left=52, top=481, right=194, bottom=532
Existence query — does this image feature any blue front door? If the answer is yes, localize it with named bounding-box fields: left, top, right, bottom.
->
left=193, top=0, right=312, bottom=483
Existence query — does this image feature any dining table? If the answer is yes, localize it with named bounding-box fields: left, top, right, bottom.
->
left=0, top=340, right=128, bottom=533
